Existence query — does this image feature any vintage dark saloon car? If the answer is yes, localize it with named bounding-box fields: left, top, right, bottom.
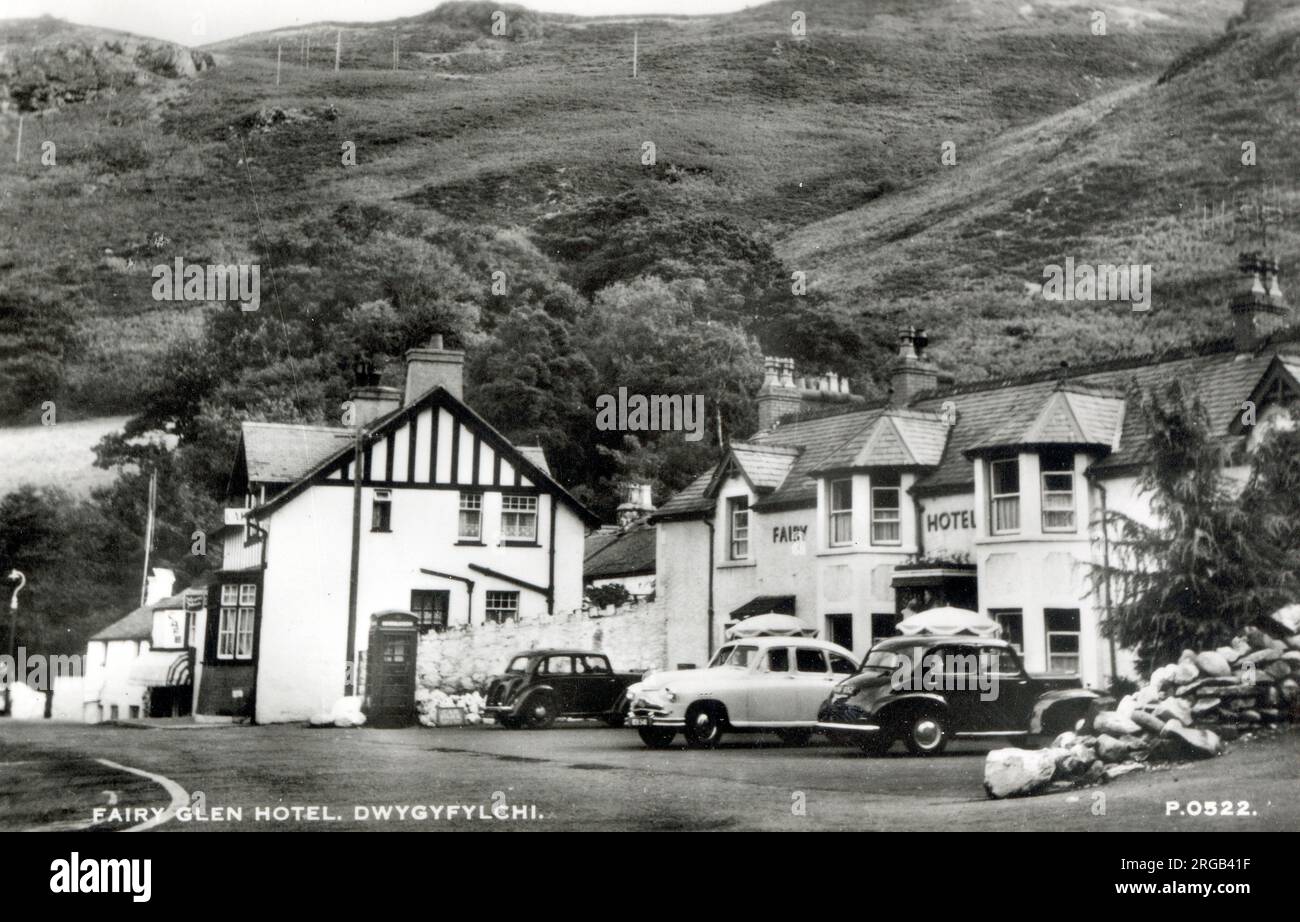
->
left=817, top=636, right=1107, bottom=756
left=483, top=649, right=642, bottom=729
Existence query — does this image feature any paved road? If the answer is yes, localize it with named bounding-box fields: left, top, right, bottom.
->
left=2, top=720, right=1296, bottom=831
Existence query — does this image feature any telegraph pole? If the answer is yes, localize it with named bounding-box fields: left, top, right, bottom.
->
left=276, top=44, right=282, bottom=85
left=335, top=30, right=341, bottom=72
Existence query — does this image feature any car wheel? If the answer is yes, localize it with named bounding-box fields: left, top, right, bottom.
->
left=638, top=727, right=677, bottom=749
left=683, top=705, right=725, bottom=749
left=903, top=711, right=948, bottom=756
left=603, top=699, right=630, bottom=728
left=776, top=728, right=813, bottom=747
left=522, top=693, right=557, bottom=730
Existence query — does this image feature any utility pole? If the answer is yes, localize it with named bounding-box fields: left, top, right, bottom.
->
left=345, top=428, right=363, bottom=696
left=139, top=469, right=157, bottom=607
left=633, top=31, right=638, bottom=78
left=335, top=30, right=341, bottom=72
left=392, top=31, right=399, bottom=71
left=5, top=570, right=26, bottom=716
left=14, top=115, right=22, bottom=164
left=276, top=44, right=282, bottom=85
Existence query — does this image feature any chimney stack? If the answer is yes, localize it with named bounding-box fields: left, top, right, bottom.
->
left=889, top=326, right=949, bottom=406
left=405, top=333, right=466, bottom=404
left=1232, top=252, right=1288, bottom=353
left=757, top=356, right=803, bottom=430
left=616, top=482, right=655, bottom=528
left=349, top=356, right=401, bottom=428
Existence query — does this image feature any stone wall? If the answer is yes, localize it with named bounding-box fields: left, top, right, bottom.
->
left=414, top=599, right=669, bottom=698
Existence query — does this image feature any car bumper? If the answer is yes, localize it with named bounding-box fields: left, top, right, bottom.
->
left=483, top=705, right=516, bottom=717
left=817, top=698, right=880, bottom=733
left=625, top=715, right=686, bottom=728
left=816, top=721, right=882, bottom=733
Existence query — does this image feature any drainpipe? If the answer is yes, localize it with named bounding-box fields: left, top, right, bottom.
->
left=547, top=495, right=557, bottom=614
left=705, top=519, right=716, bottom=660
left=344, top=427, right=363, bottom=696
left=1095, top=478, right=1119, bottom=686
left=250, top=520, right=269, bottom=725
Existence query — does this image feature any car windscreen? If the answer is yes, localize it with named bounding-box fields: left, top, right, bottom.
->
left=715, top=644, right=759, bottom=668
left=858, top=649, right=905, bottom=675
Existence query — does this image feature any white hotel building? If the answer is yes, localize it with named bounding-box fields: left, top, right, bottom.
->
left=652, top=257, right=1294, bottom=689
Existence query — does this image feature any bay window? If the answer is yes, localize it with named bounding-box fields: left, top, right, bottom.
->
left=1040, top=451, right=1076, bottom=532
left=870, top=473, right=901, bottom=545
left=989, top=458, right=1020, bottom=534
left=829, top=479, right=853, bottom=546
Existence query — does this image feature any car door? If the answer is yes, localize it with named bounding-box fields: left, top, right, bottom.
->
left=792, top=647, right=838, bottom=720
left=539, top=655, right=578, bottom=712
left=748, top=646, right=801, bottom=722
left=928, top=643, right=985, bottom=732
left=574, top=655, right=617, bottom=713
left=980, top=646, right=1037, bottom=732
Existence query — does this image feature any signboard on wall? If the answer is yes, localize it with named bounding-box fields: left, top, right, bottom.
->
left=152, top=609, right=188, bottom=649
left=920, top=495, right=976, bottom=559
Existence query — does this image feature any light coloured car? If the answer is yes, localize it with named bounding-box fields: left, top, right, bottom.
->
left=625, top=637, right=859, bottom=749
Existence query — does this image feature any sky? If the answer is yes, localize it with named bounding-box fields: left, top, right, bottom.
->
left=5, top=0, right=761, bottom=44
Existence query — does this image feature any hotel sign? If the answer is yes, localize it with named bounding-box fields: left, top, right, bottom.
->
left=925, top=510, right=975, bottom=532
left=922, top=497, right=976, bottom=558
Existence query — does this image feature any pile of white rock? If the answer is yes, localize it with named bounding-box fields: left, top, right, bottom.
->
left=985, top=606, right=1300, bottom=799
left=415, top=687, right=488, bottom=727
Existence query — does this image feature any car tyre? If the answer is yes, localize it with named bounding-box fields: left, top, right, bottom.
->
left=522, top=693, right=557, bottom=730
left=602, top=699, right=630, bottom=728
left=638, top=727, right=677, bottom=749
left=683, top=705, right=725, bottom=749
left=776, top=728, right=813, bottom=747
left=903, top=711, right=948, bottom=756
left=496, top=715, right=521, bottom=730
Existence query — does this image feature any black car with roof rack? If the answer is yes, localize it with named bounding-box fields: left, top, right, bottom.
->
left=817, top=635, right=1108, bottom=756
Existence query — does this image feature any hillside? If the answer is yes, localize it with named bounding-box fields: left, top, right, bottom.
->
left=781, top=0, right=1300, bottom=381
left=0, top=0, right=1250, bottom=432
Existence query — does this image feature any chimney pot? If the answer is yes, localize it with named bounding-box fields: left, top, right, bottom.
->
left=404, top=334, right=465, bottom=404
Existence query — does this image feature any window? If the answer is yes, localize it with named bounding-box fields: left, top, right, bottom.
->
left=870, top=473, right=901, bottom=545
left=578, top=655, right=611, bottom=674
left=411, top=589, right=450, bottom=633
left=371, top=489, right=392, bottom=532
left=872, top=612, right=901, bottom=642
left=795, top=648, right=828, bottom=673
left=828, top=478, right=853, bottom=546
left=829, top=653, right=856, bottom=675
left=990, top=608, right=1024, bottom=655
left=129, top=705, right=140, bottom=719
left=218, top=583, right=256, bottom=661
left=980, top=647, right=1022, bottom=678
left=767, top=648, right=790, bottom=672
left=458, top=492, right=482, bottom=540
left=1040, top=451, right=1076, bottom=532
left=540, top=655, right=572, bottom=674
left=485, top=590, right=519, bottom=624
left=826, top=613, right=853, bottom=651
left=501, top=494, right=537, bottom=541
left=727, top=496, right=750, bottom=560
left=1045, top=608, right=1081, bottom=674
left=989, top=459, right=1020, bottom=534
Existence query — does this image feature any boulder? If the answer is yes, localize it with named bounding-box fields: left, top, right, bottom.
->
left=1162, top=723, right=1222, bottom=758
left=1216, top=645, right=1241, bottom=665
left=1130, top=709, right=1167, bottom=735
left=1103, top=762, right=1146, bottom=781
left=1238, top=709, right=1261, bottom=724
left=1095, top=734, right=1131, bottom=763
left=1191, top=697, right=1222, bottom=716
left=1081, top=760, right=1107, bottom=785
left=1286, top=635, right=1300, bottom=651
left=1282, top=651, right=1300, bottom=663
left=1172, top=661, right=1200, bottom=685
left=1150, top=663, right=1180, bottom=688
left=984, top=748, right=1059, bottom=799
left=1194, top=651, right=1232, bottom=677
left=1093, top=711, right=1141, bottom=737
left=1279, top=678, right=1299, bottom=704
left=1270, top=604, right=1300, bottom=635
left=1243, top=626, right=1272, bottom=650
left=1133, top=683, right=1163, bottom=707
left=1175, top=676, right=1235, bottom=698
left=1052, top=731, right=1080, bottom=749
left=1266, top=660, right=1293, bottom=682
left=1154, top=696, right=1194, bottom=726
left=330, top=695, right=367, bottom=728
left=1240, top=647, right=1282, bottom=665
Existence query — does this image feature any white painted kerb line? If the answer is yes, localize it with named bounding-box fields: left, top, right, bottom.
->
left=95, top=758, right=189, bottom=832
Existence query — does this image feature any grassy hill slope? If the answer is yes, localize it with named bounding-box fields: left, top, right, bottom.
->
left=0, top=0, right=1263, bottom=430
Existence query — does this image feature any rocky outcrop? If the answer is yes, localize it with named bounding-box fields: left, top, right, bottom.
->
left=986, top=610, right=1300, bottom=799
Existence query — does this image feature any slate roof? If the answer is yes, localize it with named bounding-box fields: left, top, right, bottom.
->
left=651, top=334, right=1296, bottom=519
left=584, top=524, right=656, bottom=580
left=90, top=592, right=187, bottom=642
left=236, top=422, right=354, bottom=488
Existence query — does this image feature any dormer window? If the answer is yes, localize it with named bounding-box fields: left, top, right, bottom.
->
left=1040, top=451, right=1076, bottom=532
left=828, top=479, right=853, bottom=546
left=870, top=473, right=901, bottom=545
left=989, top=459, right=1020, bottom=535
